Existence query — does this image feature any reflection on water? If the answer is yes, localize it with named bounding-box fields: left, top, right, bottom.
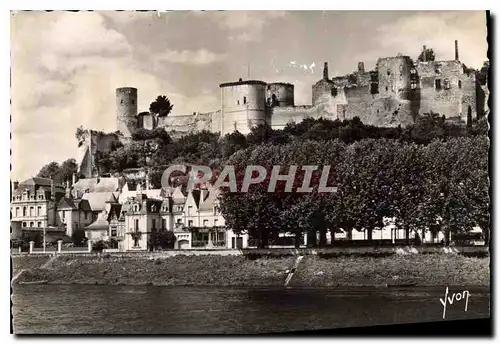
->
left=12, top=285, right=490, bottom=334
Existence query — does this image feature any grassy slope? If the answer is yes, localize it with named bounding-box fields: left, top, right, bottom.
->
left=13, top=254, right=490, bottom=287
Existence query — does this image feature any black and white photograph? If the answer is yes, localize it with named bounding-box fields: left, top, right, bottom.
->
left=9, top=8, right=491, bottom=335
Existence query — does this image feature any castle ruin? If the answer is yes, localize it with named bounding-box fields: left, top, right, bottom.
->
left=77, top=40, right=486, bottom=177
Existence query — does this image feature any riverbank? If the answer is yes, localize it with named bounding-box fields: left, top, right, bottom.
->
left=12, top=253, right=490, bottom=287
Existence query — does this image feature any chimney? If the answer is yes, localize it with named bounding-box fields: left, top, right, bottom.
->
left=357, top=62, right=365, bottom=74
left=72, top=173, right=76, bottom=186
left=50, top=178, right=55, bottom=201
left=65, top=181, right=72, bottom=199
left=422, top=45, right=427, bottom=62
left=323, top=62, right=329, bottom=80
left=13, top=180, right=19, bottom=191
left=455, top=40, right=459, bottom=61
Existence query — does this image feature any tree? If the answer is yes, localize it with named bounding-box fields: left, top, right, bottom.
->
left=37, top=162, right=60, bottom=180
left=149, top=230, right=176, bottom=249
left=417, top=48, right=436, bottom=62
left=222, top=131, right=247, bottom=158
left=149, top=95, right=173, bottom=118
left=71, top=229, right=87, bottom=246
left=36, top=158, right=78, bottom=185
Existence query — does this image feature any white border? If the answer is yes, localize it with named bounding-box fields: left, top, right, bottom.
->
left=3, top=1, right=497, bottom=342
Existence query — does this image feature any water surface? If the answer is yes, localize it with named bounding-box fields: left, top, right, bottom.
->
left=12, top=285, right=490, bottom=334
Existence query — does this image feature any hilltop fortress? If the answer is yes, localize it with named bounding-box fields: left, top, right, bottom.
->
left=77, top=41, right=487, bottom=177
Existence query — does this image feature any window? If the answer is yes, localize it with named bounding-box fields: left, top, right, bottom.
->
left=152, top=219, right=156, bottom=230
left=435, top=79, right=442, bottom=90
left=23, top=207, right=26, bottom=217
left=111, top=229, right=117, bottom=237
left=37, top=206, right=41, bottom=216
left=84, top=212, right=88, bottom=220
left=188, top=220, right=193, bottom=227
left=385, top=86, right=388, bottom=91
left=162, top=219, right=166, bottom=230
left=243, top=96, right=247, bottom=104
left=22, top=222, right=26, bottom=227
left=30, top=194, right=35, bottom=200
left=387, top=70, right=390, bottom=76
left=134, top=204, right=139, bottom=212
left=188, top=205, right=193, bottom=216
left=203, top=219, right=209, bottom=227
left=37, top=222, right=42, bottom=227
left=214, top=219, right=219, bottom=228
left=444, top=79, right=451, bottom=90
left=15, top=207, right=19, bottom=217
left=331, top=88, right=338, bottom=97
left=134, top=219, right=139, bottom=231
left=29, top=207, right=34, bottom=216
left=38, top=194, right=43, bottom=200
left=237, top=100, right=240, bottom=105
left=458, top=80, right=462, bottom=89
left=16, top=196, right=21, bottom=201
left=62, top=211, right=66, bottom=220
left=29, top=222, right=34, bottom=227
left=177, top=218, right=182, bottom=224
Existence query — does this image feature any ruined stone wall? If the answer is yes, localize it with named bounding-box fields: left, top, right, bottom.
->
left=377, top=56, right=413, bottom=100
left=312, top=79, right=336, bottom=106
left=266, top=83, right=294, bottom=107
left=339, top=85, right=414, bottom=127
left=77, top=130, right=121, bottom=178
left=416, top=60, right=477, bottom=121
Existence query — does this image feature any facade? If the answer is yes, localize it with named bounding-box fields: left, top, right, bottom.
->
left=11, top=178, right=65, bottom=229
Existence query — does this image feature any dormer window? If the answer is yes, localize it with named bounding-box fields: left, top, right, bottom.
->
left=243, top=96, right=247, bottom=104
left=134, top=204, right=140, bottom=212
left=151, top=205, right=157, bottom=212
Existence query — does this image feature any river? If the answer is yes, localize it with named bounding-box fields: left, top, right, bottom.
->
left=12, top=285, right=490, bottom=334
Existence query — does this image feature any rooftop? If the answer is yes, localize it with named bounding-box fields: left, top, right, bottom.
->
left=219, top=79, right=267, bottom=88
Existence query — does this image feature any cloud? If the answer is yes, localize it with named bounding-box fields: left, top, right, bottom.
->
left=156, top=49, right=227, bottom=65
left=200, top=11, right=287, bottom=42
left=354, top=11, right=488, bottom=69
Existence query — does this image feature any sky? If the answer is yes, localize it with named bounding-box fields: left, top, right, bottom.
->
left=10, top=10, right=488, bottom=181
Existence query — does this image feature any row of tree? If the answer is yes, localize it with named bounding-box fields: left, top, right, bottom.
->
left=217, top=136, right=490, bottom=248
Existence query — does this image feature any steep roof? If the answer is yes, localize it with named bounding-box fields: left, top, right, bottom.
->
left=81, top=192, right=116, bottom=212
left=57, top=197, right=77, bottom=210
left=85, top=212, right=109, bottom=230
left=72, top=177, right=121, bottom=195
left=107, top=204, right=122, bottom=222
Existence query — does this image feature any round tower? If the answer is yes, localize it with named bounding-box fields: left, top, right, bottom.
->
left=219, top=79, right=267, bottom=136
left=266, top=83, right=295, bottom=107
left=116, top=87, right=138, bottom=137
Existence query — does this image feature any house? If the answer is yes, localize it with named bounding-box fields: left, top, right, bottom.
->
left=122, top=191, right=163, bottom=251
left=11, top=177, right=65, bottom=228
